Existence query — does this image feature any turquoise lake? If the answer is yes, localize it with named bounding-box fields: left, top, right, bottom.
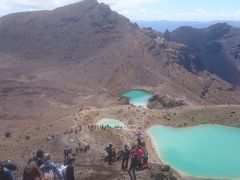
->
left=122, top=90, right=153, bottom=108
left=148, top=124, right=240, bottom=179
left=96, top=118, right=127, bottom=129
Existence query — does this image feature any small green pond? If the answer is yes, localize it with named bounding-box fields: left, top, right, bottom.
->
left=96, top=118, right=127, bottom=129
left=121, top=89, right=153, bottom=108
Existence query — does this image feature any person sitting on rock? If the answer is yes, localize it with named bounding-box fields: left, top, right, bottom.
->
left=40, top=153, right=64, bottom=180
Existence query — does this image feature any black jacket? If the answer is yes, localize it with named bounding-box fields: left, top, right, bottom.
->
left=66, top=165, right=75, bottom=180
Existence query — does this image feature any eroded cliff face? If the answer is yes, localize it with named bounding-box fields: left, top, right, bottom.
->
left=171, top=23, right=240, bottom=85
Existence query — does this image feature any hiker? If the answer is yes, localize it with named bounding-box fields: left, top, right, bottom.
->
left=65, top=156, right=75, bottom=180
left=23, top=149, right=44, bottom=180
left=28, top=149, right=45, bottom=167
left=0, top=167, right=13, bottom=180
left=76, top=143, right=82, bottom=154
left=76, top=144, right=89, bottom=154
left=130, top=145, right=136, bottom=156
left=128, top=153, right=138, bottom=180
left=84, top=144, right=90, bottom=153
left=134, top=130, right=144, bottom=144
left=136, top=146, right=143, bottom=168
left=64, top=146, right=72, bottom=164
left=105, top=143, right=114, bottom=165
left=40, top=153, right=64, bottom=180
left=23, top=163, right=41, bottom=180
left=121, top=145, right=130, bottom=169
left=0, top=161, right=17, bottom=180
left=143, top=149, right=148, bottom=164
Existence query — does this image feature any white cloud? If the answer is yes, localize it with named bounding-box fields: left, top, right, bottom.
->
left=0, top=0, right=164, bottom=19
left=0, top=0, right=239, bottom=21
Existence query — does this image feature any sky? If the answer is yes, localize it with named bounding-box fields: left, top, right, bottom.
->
left=0, top=0, right=240, bottom=21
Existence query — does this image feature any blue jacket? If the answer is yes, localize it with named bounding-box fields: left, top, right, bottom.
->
left=40, top=160, right=64, bottom=180
left=0, top=167, right=13, bottom=180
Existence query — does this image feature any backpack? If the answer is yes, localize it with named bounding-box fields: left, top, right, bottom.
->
left=123, top=148, right=130, bottom=158
left=0, top=161, right=16, bottom=179
left=60, top=165, right=67, bottom=180
left=0, top=161, right=17, bottom=172
left=23, top=162, right=41, bottom=180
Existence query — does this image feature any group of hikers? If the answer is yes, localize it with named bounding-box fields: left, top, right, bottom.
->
left=0, top=148, right=76, bottom=180
left=88, top=124, right=126, bottom=131
left=104, top=129, right=149, bottom=180
left=1, top=129, right=148, bottom=180
left=24, top=149, right=76, bottom=180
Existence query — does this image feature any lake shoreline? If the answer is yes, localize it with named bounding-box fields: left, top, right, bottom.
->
left=147, top=123, right=240, bottom=180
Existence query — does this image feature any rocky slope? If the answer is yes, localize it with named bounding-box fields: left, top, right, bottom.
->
left=171, top=23, right=240, bottom=85
left=1, top=1, right=240, bottom=179
left=0, top=0, right=240, bottom=108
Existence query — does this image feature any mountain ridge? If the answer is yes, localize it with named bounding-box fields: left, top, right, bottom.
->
left=0, top=0, right=240, bottom=108
left=171, top=23, right=240, bottom=85
left=137, top=20, right=240, bottom=32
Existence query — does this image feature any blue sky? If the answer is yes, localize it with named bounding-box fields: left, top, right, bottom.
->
left=0, top=0, right=240, bottom=21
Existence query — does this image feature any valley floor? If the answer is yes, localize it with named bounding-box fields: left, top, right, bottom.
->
left=1, top=94, right=240, bottom=179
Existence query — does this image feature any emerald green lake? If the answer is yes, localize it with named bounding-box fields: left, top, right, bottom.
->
left=122, top=90, right=152, bottom=108
left=96, top=118, right=127, bottom=129
left=148, top=124, right=240, bottom=179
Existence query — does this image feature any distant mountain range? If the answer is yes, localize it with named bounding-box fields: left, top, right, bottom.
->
left=137, top=20, right=240, bottom=32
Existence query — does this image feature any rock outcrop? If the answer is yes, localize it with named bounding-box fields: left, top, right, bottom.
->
left=148, top=94, right=185, bottom=109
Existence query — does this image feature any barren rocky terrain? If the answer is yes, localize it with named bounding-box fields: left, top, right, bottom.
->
left=1, top=0, right=240, bottom=179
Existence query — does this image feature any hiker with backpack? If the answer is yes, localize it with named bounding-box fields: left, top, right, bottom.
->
left=23, top=164, right=41, bottom=180
left=128, top=153, right=138, bottom=180
left=23, top=149, right=45, bottom=180
left=28, top=149, right=44, bottom=167
left=40, top=153, right=64, bottom=180
left=64, top=146, right=72, bottom=164
left=60, top=155, right=75, bottom=180
left=0, top=160, right=17, bottom=180
left=134, top=130, right=144, bottom=145
left=65, top=156, right=75, bottom=180
left=136, top=145, right=144, bottom=168
left=121, top=145, right=130, bottom=170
